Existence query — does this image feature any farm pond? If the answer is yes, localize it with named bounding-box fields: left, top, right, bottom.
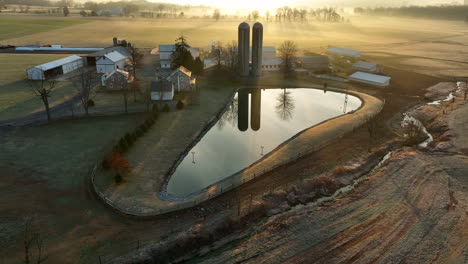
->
left=164, top=88, right=362, bottom=198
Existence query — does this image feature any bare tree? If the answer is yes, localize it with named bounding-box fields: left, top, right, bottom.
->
left=31, top=80, right=56, bottom=122
left=275, top=88, right=295, bottom=120
left=73, top=70, right=95, bottom=116
left=128, top=44, right=142, bottom=81
left=213, top=9, right=221, bottom=21
left=23, top=217, right=47, bottom=264
left=278, top=40, right=298, bottom=74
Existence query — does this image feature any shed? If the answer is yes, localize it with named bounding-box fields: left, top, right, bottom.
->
left=27, top=55, right=84, bottom=80
left=167, top=66, right=196, bottom=92
left=327, top=47, right=361, bottom=58
left=299, top=56, right=330, bottom=72
left=352, top=61, right=380, bottom=73
left=96, top=51, right=126, bottom=73
left=151, top=79, right=174, bottom=101
left=349, top=72, right=391, bottom=88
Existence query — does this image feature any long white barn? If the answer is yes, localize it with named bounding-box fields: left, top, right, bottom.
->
left=349, top=72, right=391, bottom=88
left=27, top=55, right=84, bottom=80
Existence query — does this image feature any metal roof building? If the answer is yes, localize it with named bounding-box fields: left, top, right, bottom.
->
left=96, top=51, right=127, bottom=73
left=349, top=72, right=391, bottom=88
left=327, top=47, right=361, bottom=58
left=352, top=61, right=380, bottom=73
left=26, top=55, right=84, bottom=80
left=299, top=56, right=330, bottom=72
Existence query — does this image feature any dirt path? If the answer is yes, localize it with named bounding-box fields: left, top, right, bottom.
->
left=449, top=103, right=468, bottom=154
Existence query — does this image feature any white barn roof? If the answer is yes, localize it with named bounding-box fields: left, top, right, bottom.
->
left=35, top=55, right=82, bottom=71
left=104, top=51, right=126, bottom=62
left=349, top=72, right=391, bottom=87
left=353, top=61, right=377, bottom=70
left=327, top=47, right=361, bottom=58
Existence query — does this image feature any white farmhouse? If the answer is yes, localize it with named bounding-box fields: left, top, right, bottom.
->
left=96, top=51, right=126, bottom=73
left=158, top=45, right=200, bottom=69
left=27, top=55, right=84, bottom=80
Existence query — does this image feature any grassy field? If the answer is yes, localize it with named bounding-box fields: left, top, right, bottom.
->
left=0, top=53, right=77, bottom=120
left=0, top=16, right=90, bottom=41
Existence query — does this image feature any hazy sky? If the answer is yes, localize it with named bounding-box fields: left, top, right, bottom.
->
left=162, top=0, right=463, bottom=8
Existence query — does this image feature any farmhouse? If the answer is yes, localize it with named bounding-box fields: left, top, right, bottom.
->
left=96, top=51, right=127, bottom=73
left=86, top=46, right=130, bottom=66
left=352, top=61, right=381, bottom=73
left=262, top=58, right=282, bottom=72
left=101, top=69, right=133, bottom=90
left=158, top=45, right=200, bottom=69
left=349, top=72, right=391, bottom=88
left=26, top=55, right=84, bottom=80
left=167, top=66, right=196, bottom=92
left=327, top=46, right=361, bottom=58
left=299, top=56, right=330, bottom=72
left=151, top=79, right=174, bottom=101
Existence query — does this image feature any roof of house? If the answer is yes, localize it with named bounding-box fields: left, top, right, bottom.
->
left=89, top=46, right=130, bottom=57
left=151, top=79, right=173, bottom=92
left=33, top=55, right=83, bottom=71
left=168, top=66, right=192, bottom=79
left=349, top=72, right=391, bottom=86
left=327, top=46, right=361, bottom=58
left=104, top=69, right=129, bottom=80
left=262, top=58, right=283, bottom=65
left=299, top=56, right=329, bottom=64
left=103, top=51, right=126, bottom=62
left=352, top=61, right=377, bottom=69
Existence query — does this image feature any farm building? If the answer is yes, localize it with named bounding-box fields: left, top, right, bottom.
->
left=352, top=61, right=381, bottom=73
left=96, top=51, right=127, bottom=73
left=167, top=66, right=196, bottom=92
left=262, top=58, right=282, bottom=72
left=26, top=55, right=84, bottom=80
left=151, top=79, right=174, bottom=101
left=86, top=46, right=130, bottom=66
left=299, top=56, right=330, bottom=72
left=327, top=47, right=361, bottom=58
left=349, top=72, right=391, bottom=88
left=158, top=45, right=200, bottom=69
left=263, top=46, right=276, bottom=60
left=101, top=69, right=133, bottom=90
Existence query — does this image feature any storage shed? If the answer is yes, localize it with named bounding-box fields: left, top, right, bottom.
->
left=327, top=47, right=361, bottom=58
left=96, top=51, right=126, bottom=73
left=349, top=72, right=391, bottom=88
left=27, top=55, right=84, bottom=80
left=352, top=61, right=380, bottom=73
left=151, top=79, right=174, bottom=101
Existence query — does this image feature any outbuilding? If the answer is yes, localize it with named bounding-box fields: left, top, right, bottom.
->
left=26, top=55, right=84, bottom=80
left=167, top=66, right=196, bottom=92
left=151, top=79, right=174, bottom=101
left=349, top=72, right=391, bottom=88
left=96, top=51, right=127, bottom=73
left=352, top=61, right=381, bottom=73
left=327, top=47, right=361, bottom=58
left=299, top=56, right=330, bottom=72
left=101, top=69, right=133, bottom=90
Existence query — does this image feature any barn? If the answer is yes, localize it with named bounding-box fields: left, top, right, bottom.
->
left=352, top=61, right=381, bottom=73
left=96, top=51, right=126, bottom=73
left=26, top=55, right=84, bottom=80
left=349, top=72, right=391, bottom=88
left=299, top=56, right=330, bottom=72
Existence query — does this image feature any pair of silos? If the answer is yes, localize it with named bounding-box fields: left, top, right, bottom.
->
left=238, top=22, right=263, bottom=77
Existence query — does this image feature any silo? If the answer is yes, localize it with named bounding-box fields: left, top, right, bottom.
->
left=252, top=22, right=263, bottom=77
left=250, top=89, right=261, bottom=131
left=237, top=89, right=249, bottom=132
left=238, top=22, right=250, bottom=77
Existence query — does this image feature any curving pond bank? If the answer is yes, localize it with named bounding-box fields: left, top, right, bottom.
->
left=91, top=84, right=384, bottom=217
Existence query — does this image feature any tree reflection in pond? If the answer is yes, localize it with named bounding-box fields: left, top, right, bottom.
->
left=276, top=88, right=295, bottom=121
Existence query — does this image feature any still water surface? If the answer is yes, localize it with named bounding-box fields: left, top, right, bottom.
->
left=165, top=88, right=361, bottom=197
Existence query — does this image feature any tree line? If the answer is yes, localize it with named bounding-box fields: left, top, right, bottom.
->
left=355, top=5, right=468, bottom=21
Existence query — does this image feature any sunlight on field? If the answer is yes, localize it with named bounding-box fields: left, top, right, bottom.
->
left=0, top=16, right=90, bottom=41
left=0, top=54, right=76, bottom=120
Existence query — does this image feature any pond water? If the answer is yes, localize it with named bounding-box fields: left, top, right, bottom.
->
left=165, top=88, right=362, bottom=197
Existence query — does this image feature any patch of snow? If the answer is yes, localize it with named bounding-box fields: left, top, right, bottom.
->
left=401, top=114, right=433, bottom=148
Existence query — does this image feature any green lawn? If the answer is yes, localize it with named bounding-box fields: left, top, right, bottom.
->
left=0, top=53, right=77, bottom=120
left=0, top=16, right=90, bottom=41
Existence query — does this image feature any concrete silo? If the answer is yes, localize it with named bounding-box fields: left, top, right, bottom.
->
left=238, top=22, right=250, bottom=77
left=252, top=22, right=263, bottom=77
